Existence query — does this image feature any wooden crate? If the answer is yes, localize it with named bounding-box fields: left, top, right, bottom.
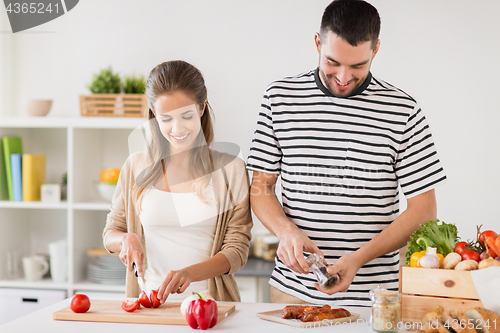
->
left=80, top=94, right=147, bottom=117
left=399, top=266, right=483, bottom=323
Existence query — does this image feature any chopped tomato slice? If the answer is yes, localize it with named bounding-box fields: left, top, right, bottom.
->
left=139, top=291, right=152, bottom=308
left=121, top=299, right=140, bottom=312
left=150, top=289, right=161, bottom=308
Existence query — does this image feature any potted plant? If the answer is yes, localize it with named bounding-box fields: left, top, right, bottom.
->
left=80, top=67, right=147, bottom=117
left=87, top=67, right=122, bottom=94
left=123, top=75, right=146, bottom=94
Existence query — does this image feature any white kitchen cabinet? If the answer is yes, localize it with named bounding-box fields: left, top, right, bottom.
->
left=235, top=276, right=271, bottom=303
left=0, top=288, right=67, bottom=324
left=0, top=117, right=145, bottom=298
left=235, top=276, right=258, bottom=303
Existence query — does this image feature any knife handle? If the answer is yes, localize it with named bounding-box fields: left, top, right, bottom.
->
left=133, top=262, right=139, bottom=277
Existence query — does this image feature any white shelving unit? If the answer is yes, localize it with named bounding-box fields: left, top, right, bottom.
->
left=0, top=116, right=146, bottom=296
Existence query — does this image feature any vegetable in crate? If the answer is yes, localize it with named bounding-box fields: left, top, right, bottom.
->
left=409, top=251, right=426, bottom=267
left=454, top=259, right=478, bottom=271
left=442, top=252, right=461, bottom=269
left=405, top=219, right=458, bottom=266
left=478, top=257, right=500, bottom=269
left=409, top=238, right=444, bottom=268
left=417, top=246, right=441, bottom=269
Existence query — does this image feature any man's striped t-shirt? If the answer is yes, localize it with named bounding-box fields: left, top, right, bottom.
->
left=246, top=68, right=447, bottom=307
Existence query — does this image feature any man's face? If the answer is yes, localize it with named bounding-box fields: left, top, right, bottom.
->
left=315, top=31, right=379, bottom=97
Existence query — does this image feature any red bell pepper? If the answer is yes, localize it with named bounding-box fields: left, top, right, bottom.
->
left=185, top=293, right=218, bottom=330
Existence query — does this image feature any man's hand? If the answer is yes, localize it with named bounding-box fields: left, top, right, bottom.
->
left=313, top=254, right=362, bottom=294
left=277, top=228, right=323, bottom=274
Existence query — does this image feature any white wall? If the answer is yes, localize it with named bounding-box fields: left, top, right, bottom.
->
left=2, top=0, right=499, bottom=239
left=0, top=5, right=14, bottom=115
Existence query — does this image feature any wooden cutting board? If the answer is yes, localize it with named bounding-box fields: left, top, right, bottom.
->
left=257, top=309, right=360, bottom=328
left=53, top=300, right=235, bottom=325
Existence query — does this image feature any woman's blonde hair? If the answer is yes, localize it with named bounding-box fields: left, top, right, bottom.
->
left=132, top=60, right=215, bottom=210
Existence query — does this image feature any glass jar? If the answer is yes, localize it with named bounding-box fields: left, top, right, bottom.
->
left=305, top=253, right=339, bottom=290
left=369, top=287, right=401, bottom=333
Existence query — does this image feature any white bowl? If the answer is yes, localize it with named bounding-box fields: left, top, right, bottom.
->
left=96, top=182, right=117, bottom=202
left=25, top=99, right=53, bottom=116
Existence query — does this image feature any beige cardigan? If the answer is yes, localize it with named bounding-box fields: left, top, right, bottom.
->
left=103, top=149, right=253, bottom=301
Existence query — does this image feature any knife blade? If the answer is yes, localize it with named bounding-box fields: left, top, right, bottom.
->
left=133, top=262, right=153, bottom=305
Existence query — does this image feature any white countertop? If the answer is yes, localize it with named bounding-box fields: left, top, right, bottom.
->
left=0, top=299, right=416, bottom=333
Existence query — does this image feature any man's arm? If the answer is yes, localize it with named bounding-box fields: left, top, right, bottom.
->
left=250, top=171, right=323, bottom=274
left=320, top=189, right=437, bottom=294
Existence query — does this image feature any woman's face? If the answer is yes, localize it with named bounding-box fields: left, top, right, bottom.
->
left=153, top=91, right=205, bottom=154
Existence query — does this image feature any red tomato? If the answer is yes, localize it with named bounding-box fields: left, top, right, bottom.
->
left=462, top=250, right=481, bottom=262
left=139, top=291, right=152, bottom=308
left=121, top=299, right=140, bottom=312
left=479, top=230, right=498, bottom=244
left=454, top=241, right=468, bottom=256
left=70, top=294, right=91, bottom=313
left=150, top=289, right=161, bottom=308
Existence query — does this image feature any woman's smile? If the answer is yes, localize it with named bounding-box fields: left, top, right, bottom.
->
left=170, top=133, right=190, bottom=143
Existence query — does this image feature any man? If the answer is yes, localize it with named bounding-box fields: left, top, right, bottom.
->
left=247, top=0, right=446, bottom=306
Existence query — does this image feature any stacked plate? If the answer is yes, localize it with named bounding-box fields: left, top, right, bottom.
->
left=87, top=256, right=126, bottom=285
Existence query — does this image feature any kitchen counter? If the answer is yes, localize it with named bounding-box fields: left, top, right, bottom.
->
left=235, top=257, right=275, bottom=277
left=0, top=299, right=417, bottom=333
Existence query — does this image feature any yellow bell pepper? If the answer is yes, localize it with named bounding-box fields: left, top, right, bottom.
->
left=410, top=250, right=444, bottom=268
left=436, top=253, right=444, bottom=268
left=410, top=251, right=426, bottom=267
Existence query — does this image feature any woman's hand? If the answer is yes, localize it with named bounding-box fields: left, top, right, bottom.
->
left=119, top=233, right=145, bottom=276
left=157, top=269, right=193, bottom=304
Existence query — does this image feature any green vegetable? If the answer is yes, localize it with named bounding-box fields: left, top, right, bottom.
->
left=405, top=219, right=458, bottom=266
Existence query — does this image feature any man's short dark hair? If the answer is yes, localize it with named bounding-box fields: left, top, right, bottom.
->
left=320, top=0, right=380, bottom=49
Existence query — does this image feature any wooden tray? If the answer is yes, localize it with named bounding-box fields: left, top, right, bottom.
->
left=53, top=300, right=235, bottom=325
left=80, top=94, right=147, bottom=117
left=256, top=309, right=360, bottom=328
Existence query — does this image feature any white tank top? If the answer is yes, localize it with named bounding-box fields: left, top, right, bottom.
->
left=139, top=185, right=217, bottom=301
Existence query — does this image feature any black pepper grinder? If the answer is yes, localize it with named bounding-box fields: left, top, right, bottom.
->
left=305, top=253, right=340, bottom=290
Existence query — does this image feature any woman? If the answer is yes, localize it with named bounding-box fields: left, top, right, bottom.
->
left=103, top=60, right=252, bottom=303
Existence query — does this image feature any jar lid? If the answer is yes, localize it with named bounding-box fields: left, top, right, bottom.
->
left=369, top=286, right=400, bottom=302
left=374, top=290, right=398, bottom=297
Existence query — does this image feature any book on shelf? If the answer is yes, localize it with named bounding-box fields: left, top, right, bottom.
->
left=10, top=153, right=22, bottom=202
left=22, top=154, right=46, bottom=201
left=0, top=139, right=8, bottom=200
left=2, top=136, right=23, bottom=201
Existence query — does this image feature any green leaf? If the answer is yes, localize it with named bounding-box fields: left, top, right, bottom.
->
left=88, top=67, right=122, bottom=94
left=405, top=219, right=458, bottom=265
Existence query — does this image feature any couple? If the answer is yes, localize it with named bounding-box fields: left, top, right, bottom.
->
left=103, top=0, right=446, bottom=307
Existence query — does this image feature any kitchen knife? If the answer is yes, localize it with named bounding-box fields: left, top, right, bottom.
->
left=133, top=262, right=152, bottom=305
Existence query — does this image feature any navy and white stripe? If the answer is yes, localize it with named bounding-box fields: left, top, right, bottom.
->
left=247, top=68, right=446, bottom=306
